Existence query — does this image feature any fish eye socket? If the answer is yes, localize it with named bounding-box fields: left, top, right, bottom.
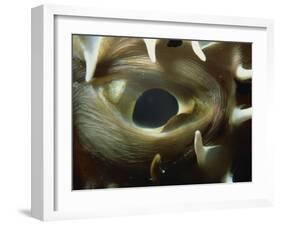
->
left=99, top=59, right=219, bottom=136
left=132, top=88, right=179, bottom=128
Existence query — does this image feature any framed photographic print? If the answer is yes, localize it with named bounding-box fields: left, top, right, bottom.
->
left=31, top=4, right=274, bottom=221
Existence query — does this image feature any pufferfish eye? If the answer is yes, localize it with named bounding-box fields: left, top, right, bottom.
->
left=132, top=88, right=179, bottom=128
left=72, top=35, right=252, bottom=189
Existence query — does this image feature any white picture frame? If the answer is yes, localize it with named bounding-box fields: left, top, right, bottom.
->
left=31, top=4, right=274, bottom=221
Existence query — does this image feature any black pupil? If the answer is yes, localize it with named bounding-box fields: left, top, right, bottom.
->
left=133, top=88, right=178, bottom=128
